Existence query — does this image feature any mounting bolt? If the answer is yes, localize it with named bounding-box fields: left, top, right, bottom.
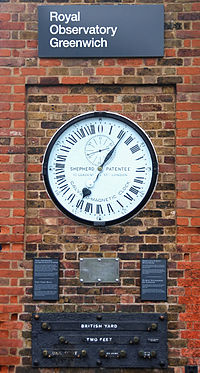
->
left=116, top=278, right=119, bottom=282
left=80, top=278, right=83, bottom=282
left=97, top=278, right=101, bottom=282
left=42, top=349, right=48, bottom=357
left=99, top=350, right=105, bottom=358
left=159, top=315, right=165, bottom=321
left=133, top=336, right=140, bottom=344
left=151, top=323, right=158, bottom=330
left=34, top=314, right=40, bottom=320
left=41, top=322, right=48, bottom=330
left=81, top=349, right=87, bottom=357
left=59, top=336, right=65, bottom=343
left=151, top=350, right=157, bottom=358
left=120, top=350, right=127, bottom=358
left=138, top=350, right=144, bottom=358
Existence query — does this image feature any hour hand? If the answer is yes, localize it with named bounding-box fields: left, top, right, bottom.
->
left=82, top=172, right=101, bottom=198
left=99, top=136, right=124, bottom=169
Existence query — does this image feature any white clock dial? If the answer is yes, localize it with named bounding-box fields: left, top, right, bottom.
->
left=43, top=111, right=158, bottom=226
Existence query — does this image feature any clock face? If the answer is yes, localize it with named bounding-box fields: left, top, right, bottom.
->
left=43, top=111, right=158, bottom=226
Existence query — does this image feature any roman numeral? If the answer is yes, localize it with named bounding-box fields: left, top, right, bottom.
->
left=56, top=174, right=66, bottom=185
left=130, top=144, right=140, bottom=154
left=55, top=163, right=65, bottom=175
left=136, top=167, right=145, bottom=172
left=124, top=192, right=134, bottom=201
left=85, top=202, right=93, bottom=213
left=117, top=200, right=124, bottom=207
left=96, top=204, right=103, bottom=214
left=109, top=126, right=113, bottom=135
left=124, top=136, right=133, bottom=145
left=76, top=199, right=84, bottom=210
left=60, top=145, right=71, bottom=153
left=86, top=124, right=95, bottom=135
left=55, top=163, right=65, bottom=170
left=98, top=124, right=103, bottom=133
left=74, top=128, right=86, bottom=139
left=107, top=203, right=114, bottom=213
left=66, top=135, right=77, bottom=146
left=136, top=156, right=144, bottom=161
left=134, top=177, right=144, bottom=184
left=67, top=193, right=75, bottom=203
left=59, top=184, right=70, bottom=195
left=129, top=186, right=140, bottom=195
left=124, top=185, right=141, bottom=201
left=117, top=130, right=125, bottom=139
left=56, top=155, right=67, bottom=162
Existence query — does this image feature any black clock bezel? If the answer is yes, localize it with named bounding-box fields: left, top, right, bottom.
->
left=42, top=111, right=158, bottom=226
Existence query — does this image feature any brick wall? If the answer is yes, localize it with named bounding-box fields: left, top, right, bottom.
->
left=0, top=0, right=200, bottom=372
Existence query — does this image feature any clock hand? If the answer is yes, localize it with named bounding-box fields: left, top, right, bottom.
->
left=82, top=170, right=102, bottom=197
left=86, top=147, right=110, bottom=156
left=82, top=187, right=91, bottom=198
left=86, top=172, right=101, bottom=188
left=82, top=136, right=124, bottom=196
left=98, top=136, right=124, bottom=170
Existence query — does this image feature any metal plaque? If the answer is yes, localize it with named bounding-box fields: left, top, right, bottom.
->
left=33, top=258, right=59, bottom=301
left=141, top=259, right=167, bottom=301
left=80, top=258, right=119, bottom=283
left=38, top=5, right=164, bottom=58
left=32, top=312, right=167, bottom=368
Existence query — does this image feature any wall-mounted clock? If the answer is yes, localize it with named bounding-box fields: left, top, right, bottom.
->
left=43, top=111, right=158, bottom=226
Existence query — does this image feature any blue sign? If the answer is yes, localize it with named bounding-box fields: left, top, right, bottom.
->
left=38, top=5, right=164, bottom=58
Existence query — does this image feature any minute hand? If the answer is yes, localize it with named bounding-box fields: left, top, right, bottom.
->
left=99, top=137, right=123, bottom=169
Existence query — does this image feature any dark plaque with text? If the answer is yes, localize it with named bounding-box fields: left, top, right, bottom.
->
left=33, top=258, right=59, bottom=301
left=38, top=5, right=164, bottom=58
left=141, top=259, right=167, bottom=301
left=32, top=312, right=168, bottom=368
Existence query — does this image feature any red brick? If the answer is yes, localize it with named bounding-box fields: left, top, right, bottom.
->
left=96, top=67, right=122, bottom=75
left=62, top=77, right=88, bottom=84
left=0, top=14, right=11, bottom=21
left=0, top=21, right=24, bottom=30
left=0, top=40, right=25, bottom=48
left=177, top=120, right=200, bottom=128
left=104, top=59, right=115, bottom=66
left=117, top=58, right=143, bottom=66
left=191, top=218, right=200, bottom=226
left=177, top=217, right=189, bottom=226
left=21, top=67, right=46, bottom=76
left=39, top=59, right=62, bottom=67
left=96, top=104, right=123, bottom=111
left=192, top=3, right=200, bottom=11
left=0, top=357, right=20, bottom=365
left=191, top=147, right=200, bottom=155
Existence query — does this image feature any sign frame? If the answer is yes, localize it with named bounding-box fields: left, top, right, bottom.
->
left=32, top=312, right=168, bottom=368
left=141, top=258, right=167, bottom=301
left=38, top=5, right=164, bottom=58
left=33, top=258, right=59, bottom=301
